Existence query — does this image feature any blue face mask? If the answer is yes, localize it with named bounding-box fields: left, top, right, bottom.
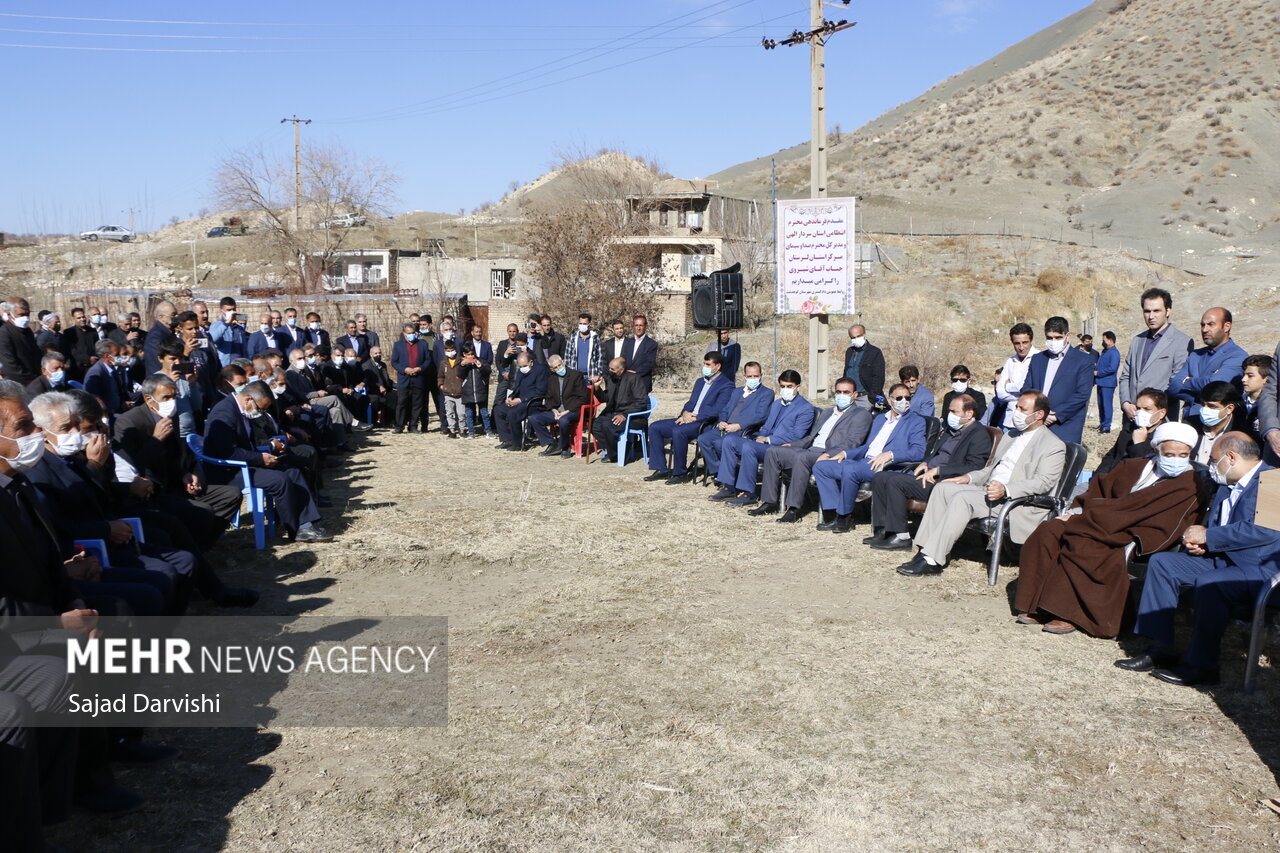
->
left=49, top=369, right=65, bottom=385
left=554, top=366, right=566, bottom=377
left=404, top=333, right=418, bottom=342
left=1155, top=455, right=1192, bottom=478
left=702, top=366, right=714, bottom=379
left=834, top=393, right=852, bottom=410
left=745, top=377, right=761, bottom=390
left=1199, top=407, right=1225, bottom=427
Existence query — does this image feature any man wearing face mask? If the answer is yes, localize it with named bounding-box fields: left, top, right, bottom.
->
left=1119, top=432, right=1279, bottom=686
left=699, top=362, right=774, bottom=480
left=591, top=357, right=649, bottom=463
left=335, top=319, right=370, bottom=365
left=1191, top=380, right=1243, bottom=466
left=530, top=354, right=588, bottom=456
left=391, top=326, right=431, bottom=434
left=1096, top=387, right=1169, bottom=476
left=563, top=313, right=603, bottom=383
left=940, top=365, right=987, bottom=421
left=713, top=370, right=815, bottom=508
left=0, top=298, right=42, bottom=387
left=362, top=345, right=393, bottom=426
left=286, top=347, right=361, bottom=447
left=494, top=350, right=549, bottom=450
left=280, top=307, right=308, bottom=349
left=864, top=394, right=994, bottom=550
left=248, top=312, right=283, bottom=359
left=83, top=340, right=126, bottom=416
left=644, top=352, right=733, bottom=484
left=842, top=324, right=885, bottom=411
left=1092, top=330, right=1120, bottom=433
left=24, top=351, right=72, bottom=401
left=209, top=296, right=248, bottom=367
left=203, top=381, right=334, bottom=542
left=88, top=305, right=117, bottom=342
left=354, top=313, right=380, bottom=349
left=304, top=311, right=330, bottom=348
left=140, top=300, right=178, bottom=376
left=752, top=377, right=874, bottom=521
left=1014, top=422, right=1203, bottom=636
left=898, top=391, right=1066, bottom=576
left=1169, top=307, right=1245, bottom=423
left=35, top=311, right=62, bottom=351
left=1019, top=316, right=1094, bottom=443
left=811, top=382, right=928, bottom=534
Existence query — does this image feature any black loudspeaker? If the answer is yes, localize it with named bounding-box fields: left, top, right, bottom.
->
left=691, top=262, right=744, bottom=330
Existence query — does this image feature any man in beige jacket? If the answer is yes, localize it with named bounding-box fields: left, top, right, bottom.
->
left=897, top=390, right=1066, bottom=576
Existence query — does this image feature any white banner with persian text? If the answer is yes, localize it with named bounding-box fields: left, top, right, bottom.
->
left=775, top=197, right=855, bottom=315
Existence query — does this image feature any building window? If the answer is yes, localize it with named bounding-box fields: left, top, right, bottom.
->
left=658, top=208, right=669, bottom=226
left=680, top=254, right=706, bottom=277
left=490, top=269, right=514, bottom=299
left=678, top=208, right=688, bottom=228
left=687, top=210, right=703, bottom=229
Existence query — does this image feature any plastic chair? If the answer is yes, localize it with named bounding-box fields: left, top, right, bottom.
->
left=970, top=442, right=1088, bottom=585
left=617, top=395, right=658, bottom=467
left=186, top=433, right=276, bottom=550
left=74, top=539, right=111, bottom=566
left=570, top=402, right=598, bottom=461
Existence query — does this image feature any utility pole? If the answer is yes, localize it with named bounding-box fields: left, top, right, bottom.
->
left=763, top=1, right=855, bottom=399
left=123, top=207, right=139, bottom=233
left=280, top=115, right=312, bottom=232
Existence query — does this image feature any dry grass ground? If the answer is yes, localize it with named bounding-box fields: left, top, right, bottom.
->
left=52, top=414, right=1280, bottom=852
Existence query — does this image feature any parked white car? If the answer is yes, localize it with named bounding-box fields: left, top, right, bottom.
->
left=79, top=225, right=135, bottom=242
left=318, top=213, right=367, bottom=229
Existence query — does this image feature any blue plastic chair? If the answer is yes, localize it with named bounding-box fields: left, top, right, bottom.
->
left=616, top=395, right=657, bottom=468
left=186, top=434, right=276, bottom=549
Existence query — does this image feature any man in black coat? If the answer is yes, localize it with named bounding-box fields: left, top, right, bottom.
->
left=864, top=393, right=995, bottom=550
left=494, top=351, right=549, bottom=449
left=0, top=298, right=43, bottom=387
left=591, top=356, right=649, bottom=463
left=940, top=364, right=988, bottom=421
left=620, top=315, right=659, bottom=393
left=58, top=307, right=99, bottom=382
left=529, top=354, right=589, bottom=458
left=842, top=323, right=885, bottom=410
left=535, top=315, right=566, bottom=367
left=24, top=351, right=73, bottom=401
left=362, top=344, right=394, bottom=425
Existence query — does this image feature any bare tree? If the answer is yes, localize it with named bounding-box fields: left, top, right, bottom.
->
left=212, top=142, right=400, bottom=293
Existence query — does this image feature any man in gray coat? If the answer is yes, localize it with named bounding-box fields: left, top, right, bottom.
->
left=749, top=377, right=874, bottom=522
left=1117, top=288, right=1193, bottom=425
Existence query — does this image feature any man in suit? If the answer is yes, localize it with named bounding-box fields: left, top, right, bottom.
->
left=59, top=306, right=99, bottom=381
left=140, top=300, right=178, bottom=376
left=1118, top=287, right=1193, bottom=427
left=209, top=297, right=248, bottom=367
left=1020, top=315, right=1094, bottom=444
left=468, top=324, right=493, bottom=370
left=644, top=352, right=734, bottom=484
left=305, top=311, right=331, bottom=348
left=35, top=311, right=61, bottom=351
left=1094, top=330, right=1120, bottom=433
left=941, top=364, right=987, bottom=421
left=602, top=319, right=629, bottom=364
left=530, top=354, right=589, bottom=457
left=991, top=323, right=1039, bottom=430
left=203, top=382, right=334, bottom=542
left=811, top=383, right=928, bottom=534
left=363, top=344, right=393, bottom=425
left=535, top=315, right=566, bottom=367
left=492, top=323, right=520, bottom=424
left=713, top=329, right=742, bottom=383
left=1118, top=432, right=1280, bottom=686
left=389, top=324, right=430, bottom=432
left=335, top=319, right=372, bottom=365
left=82, top=340, right=127, bottom=415
left=88, top=304, right=118, bottom=342
left=621, top=314, right=659, bottom=393
left=864, top=393, right=995, bottom=550
left=1169, top=307, right=1246, bottom=422
left=899, top=365, right=935, bottom=417
left=354, top=313, right=380, bottom=349
left=248, top=312, right=285, bottom=358
left=336, top=347, right=370, bottom=420
left=712, top=370, right=816, bottom=508
left=898, top=390, right=1066, bottom=576
left=23, top=351, right=72, bottom=401
left=750, top=377, right=874, bottom=522
left=842, top=323, right=886, bottom=410
left=563, top=313, right=604, bottom=383
left=0, top=298, right=41, bottom=387
left=494, top=350, right=549, bottom=450
left=591, top=357, right=649, bottom=462
left=698, top=361, right=774, bottom=479
left=280, top=307, right=311, bottom=351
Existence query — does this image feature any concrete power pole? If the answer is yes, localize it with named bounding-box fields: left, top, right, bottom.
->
left=123, top=207, right=139, bottom=233
left=763, top=1, right=855, bottom=399
left=280, top=115, right=312, bottom=232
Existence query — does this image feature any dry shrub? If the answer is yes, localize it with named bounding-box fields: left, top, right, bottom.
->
left=875, top=294, right=987, bottom=393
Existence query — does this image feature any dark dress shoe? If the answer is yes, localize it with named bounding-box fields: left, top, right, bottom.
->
left=748, top=502, right=780, bottom=517
left=726, top=493, right=759, bottom=508
left=665, top=472, right=694, bottom=485
left=815, top=513, right=839, bottom=531
left=1115, top=649, right=1177, bottom=672
left=112, top=738, right=178, bottom=763
left=77, top=783, right=145, bottom=815
left=539, top=447, right=559, bottom=456
left=352, top=422, right=373, bottom=432
left=896, top=553, right=943, bottom=576
left=708, top=486, right=737, bottom=501
left=862, top=531, right=888, bottom=545
left=831, top=514, right=854, bottom=533
left=215, top=587, right=259, bottom=607
left=296, top=525, right=334, bottom=543
left=776, top=508, right=802, bottom=523
left=644, top=470, right=670, bottom=482
left=1151, top=665, right=1220, bottom=687
left=393, top=427, right=404, bottom=434
left=871, top=535, right=913, bottom=551
left=560, top=450, right=575, bottom=459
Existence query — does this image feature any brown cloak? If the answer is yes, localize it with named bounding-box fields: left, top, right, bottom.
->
left=1014, top=457, right=1202, bottom=637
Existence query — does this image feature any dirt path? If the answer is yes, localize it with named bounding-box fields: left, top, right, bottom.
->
left=56, top=420, right=1280, bottom=851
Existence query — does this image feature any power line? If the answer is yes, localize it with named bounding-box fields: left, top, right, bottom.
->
left=0, top=41, right=758, bottom=55
left=0, top=25, right=759, bottom=43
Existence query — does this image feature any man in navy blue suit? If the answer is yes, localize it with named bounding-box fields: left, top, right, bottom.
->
left=247, top=311, right=287, bottom=358
left=391, top=323, right=432, bottom=433
left=644, top=352, right=734, bottom=484
left=811, top=383, right=928, bottom=533
left=1021, top=316, right=1094, bottom=444
left=493, top=350, right=548, bottom=449
left=621, top=314, right=659, bottom=393
left=1093, top=330, right=1120, bottom=433
left=697, top=361, right=773, bottom=478
left=712, top=370, right=815, bottom=508
left=1118, top=432, right=1280, bottom=686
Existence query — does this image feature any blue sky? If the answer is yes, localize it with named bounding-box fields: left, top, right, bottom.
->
left=0, top=0, right=1090, bottom=234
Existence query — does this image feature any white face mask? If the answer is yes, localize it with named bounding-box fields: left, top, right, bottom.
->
left=1046, top=339, right=1067, bottom=355
left=849, top=335, right=865, bottom=348
left=1012, top=410, right=1034, bottom=431
left=1210, top=455, right=1231, bottom=486
left=578, top=324, right=589, bottom=334
left=891, top=399, right=911, bottom=415
left=779, top=387, right=797, bottom=402
left=518, top=365, right=532, bottom=375
left=155, top=399, right=178, bottom=418
left=309, top=322, right=321, bottom=331
left=259, top=324, right=272, bottom=335
left=1134, top=410, right=1154, bottom=429
left=951, top=381, right=968, bottom=394
left=54, top=430, right=87, bottom=457
left=11, top=315, right=30, bottom=329
left=946, top=413, right=968, bottom=430
left=0, top=429, right=45, bottom=471
left=291, top=359, right=306, bottom=370
left=271, top=385, right=286, bottom=398
left=1155, top=454, right=1191, bottom=478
